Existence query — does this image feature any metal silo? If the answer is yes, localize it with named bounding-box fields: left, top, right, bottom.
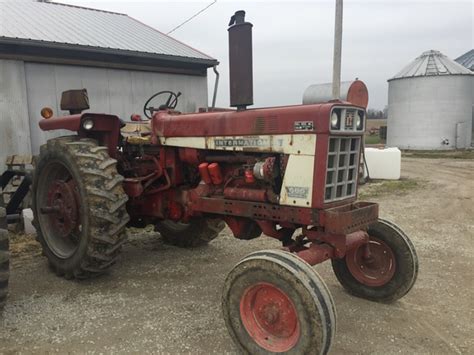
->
left=387, top=50, right=473, bottom=150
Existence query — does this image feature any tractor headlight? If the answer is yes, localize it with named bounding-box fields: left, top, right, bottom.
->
left=330, top=112, right=340, bottom=129
left=356, top=111, right=364, bottom=130
left=82, top=119, right=94, bottom=130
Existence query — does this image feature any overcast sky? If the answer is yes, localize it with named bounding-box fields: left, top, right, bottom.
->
left=59, top=0, right=472, bottom=110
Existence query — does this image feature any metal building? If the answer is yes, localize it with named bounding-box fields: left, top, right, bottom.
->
left=455, top=49, right=474, bottom=71
left=387, top=50, right=473, bottom=150
left=0, top=1, right=217, bottom=172
left=455, top=49, right=474, bottom=143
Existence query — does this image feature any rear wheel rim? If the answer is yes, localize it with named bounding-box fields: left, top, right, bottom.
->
left=240, top=282, right=300, bottom=352
left=346, top=236, right=396, bottom=287
left=37, top=161, right=82, bottom=259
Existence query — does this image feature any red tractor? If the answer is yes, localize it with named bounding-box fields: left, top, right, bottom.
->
left=31, top=11, right=417, bottom=354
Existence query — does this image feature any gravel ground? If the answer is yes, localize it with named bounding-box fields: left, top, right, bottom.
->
left=1, top=157, right=473, bottom=354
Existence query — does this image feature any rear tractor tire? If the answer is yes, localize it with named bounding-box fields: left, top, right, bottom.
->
left=156, top=218, right=225, bottom=248
left=0, top=208, right=9, bottom=311
left=32, top=137, right=130, bottom=279
left=332, top=219, right=418, bottom=303
left=222, top=249, right=336, bottom=354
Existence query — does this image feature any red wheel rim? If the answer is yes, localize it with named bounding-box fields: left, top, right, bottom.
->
left=240, top=282, right=300, bottom=352
left=46, top=180, right=79, bottom=237
left=346, top=237, right=396, bottom=287
left=37, top=161, right=82, bottom=259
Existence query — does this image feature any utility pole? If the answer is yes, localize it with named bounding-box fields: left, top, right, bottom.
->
left=332, top=0, right=343, bottom=100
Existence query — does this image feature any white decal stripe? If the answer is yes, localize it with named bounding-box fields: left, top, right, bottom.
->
left=160, top=134, right=316, bottom=155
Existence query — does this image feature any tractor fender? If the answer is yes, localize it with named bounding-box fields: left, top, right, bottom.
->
left=39, top=113, right=122, bottom=158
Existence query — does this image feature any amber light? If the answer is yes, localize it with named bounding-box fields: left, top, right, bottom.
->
left=40, top=107, right=54, bottom=119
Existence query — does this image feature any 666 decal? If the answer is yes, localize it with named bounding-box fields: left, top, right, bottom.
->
left=285, top=186, right=309, bottom=199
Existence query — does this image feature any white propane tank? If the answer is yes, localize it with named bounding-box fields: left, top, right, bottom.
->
left=363, top=148, right=401, bottom=180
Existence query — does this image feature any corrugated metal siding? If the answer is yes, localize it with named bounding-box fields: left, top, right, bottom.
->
left=24, top=62, right=208, bottom=154
left=455, top=49, right=474, bottom=71
left=387, top=75, right=473, bottom=150
left=0, top=60, right=31, bottom=173
left=0, top=1, right=213, bottom=61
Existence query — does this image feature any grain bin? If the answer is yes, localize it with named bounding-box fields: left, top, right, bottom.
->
left=387, top=50, right=473, bottom=150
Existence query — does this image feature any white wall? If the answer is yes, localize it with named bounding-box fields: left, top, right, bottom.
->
left=0, top=60, right=32, bottom=172
left=24, top=62, right=208, bottom=154
left=0, top=58, right=209, bottom=168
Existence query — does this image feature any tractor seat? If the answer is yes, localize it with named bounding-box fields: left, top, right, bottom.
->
left=120, top=122, right=152, bottom=144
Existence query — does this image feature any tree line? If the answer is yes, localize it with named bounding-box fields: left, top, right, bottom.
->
left=367, top=106, right=388, bottom=119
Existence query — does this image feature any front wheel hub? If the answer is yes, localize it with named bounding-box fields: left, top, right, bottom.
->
left=346, top=236, right=396, bottom=286
left=240, top=282, right=300, bottom=352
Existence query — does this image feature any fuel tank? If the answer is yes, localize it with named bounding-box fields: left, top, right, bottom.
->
left=303, top=80, right=369, bottom=108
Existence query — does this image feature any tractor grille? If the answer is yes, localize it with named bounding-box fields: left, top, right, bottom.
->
left=325, top=136, right=361, bottom=202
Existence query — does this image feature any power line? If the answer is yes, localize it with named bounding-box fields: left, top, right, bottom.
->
left=167, top=1, right=217, bottom=35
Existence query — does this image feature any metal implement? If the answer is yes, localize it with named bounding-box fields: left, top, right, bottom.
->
left=0, top=169, right=32, bottom=223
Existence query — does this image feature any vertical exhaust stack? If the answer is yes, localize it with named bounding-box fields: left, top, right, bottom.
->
left=228, top=10, right=253, bottom=110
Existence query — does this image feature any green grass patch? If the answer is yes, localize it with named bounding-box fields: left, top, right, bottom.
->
left=402, top=150, right=474, bottom=160
left=358, top=178, right=422, bottom=199
left=364, top=135, right=382, bottom=145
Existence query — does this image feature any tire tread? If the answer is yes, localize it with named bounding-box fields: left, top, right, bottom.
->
left=32, top=137, right=129, bottom=279
left=0, top=227, right=9, bottom=310
left=223, top=249, right=336, bottom=354
left=332, top=219, right=418, bottom=303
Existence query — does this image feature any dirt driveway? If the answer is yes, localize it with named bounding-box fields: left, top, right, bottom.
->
left=1, top=157, right=473, bottom=354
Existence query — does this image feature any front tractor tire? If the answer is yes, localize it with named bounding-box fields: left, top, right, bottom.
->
left=223, top=250, right=336, bottom=354
left=32, top=137, right=130, bottom=279
left=156, top=218, right=225, bottom=248
left=332, top=219, right=418, bottom=303
left=0, top=208, right=9, bottom=311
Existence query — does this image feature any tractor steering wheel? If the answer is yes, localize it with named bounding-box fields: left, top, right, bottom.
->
left=143, top=90, right=181, bottom=119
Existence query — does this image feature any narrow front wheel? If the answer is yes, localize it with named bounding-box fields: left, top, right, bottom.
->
left=332, top=219, right=418, bottom=303
left=222, top=249, right=336, bottom=354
